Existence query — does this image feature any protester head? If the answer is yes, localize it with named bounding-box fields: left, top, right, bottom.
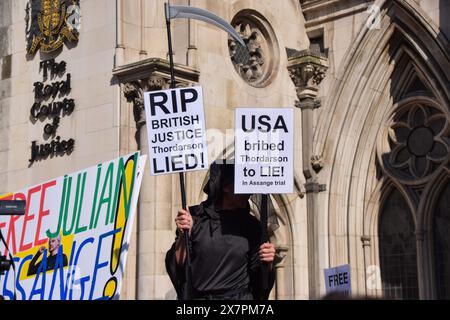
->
left=203, top=160, right=251, bottom=208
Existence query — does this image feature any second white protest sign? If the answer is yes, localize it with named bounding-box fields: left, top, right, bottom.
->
left=235, top=108, right=294, bottom=194
left=144, top=86, right=208, bottom=175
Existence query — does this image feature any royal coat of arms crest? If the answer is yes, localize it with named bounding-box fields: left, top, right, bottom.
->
left=25, top=0, right=80, bottom=55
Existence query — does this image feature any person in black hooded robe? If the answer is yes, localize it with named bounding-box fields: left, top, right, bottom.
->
left=165, top=161, right=276, bottom=300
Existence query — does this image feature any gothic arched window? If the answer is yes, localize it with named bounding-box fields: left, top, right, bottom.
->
left=379, top=189, right=419, bottom=299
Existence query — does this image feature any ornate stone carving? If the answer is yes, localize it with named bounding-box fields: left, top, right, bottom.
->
left=382, top=100, right=450, bottom=181
left=228, top=10, right=279, bottom=87
left=229, top=24, right=264, bottom=83
left=122, top=77, right=169, bottom=128
left=311, top=155, right=324, bottom=173
left=287, top=49, right=328, bottom=99
left=123, top=82, right=143, bottom=126
left=289, top=62, right=326, bottom=88
left=274, top=246, right=289, bottom=267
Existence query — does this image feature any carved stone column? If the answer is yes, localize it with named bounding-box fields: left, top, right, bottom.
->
left=287, top=49, right=328, bottom=299
left=113, top=58, right=199, bottom=299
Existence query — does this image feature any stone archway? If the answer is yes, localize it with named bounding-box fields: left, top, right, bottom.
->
left=312, top=0, right=450, bottom=298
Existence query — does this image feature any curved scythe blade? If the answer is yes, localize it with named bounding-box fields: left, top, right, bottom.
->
left=166, top=4, right=246, bottom=47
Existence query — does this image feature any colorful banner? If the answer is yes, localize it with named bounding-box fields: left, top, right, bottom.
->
left=0, top=152, right=146, bottom=300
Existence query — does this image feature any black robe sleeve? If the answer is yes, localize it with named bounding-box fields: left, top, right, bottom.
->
left=248, top=259, right=276, bottom=300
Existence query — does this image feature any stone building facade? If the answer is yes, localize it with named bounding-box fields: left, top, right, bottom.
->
left=0, top=0, right=449, bottom=299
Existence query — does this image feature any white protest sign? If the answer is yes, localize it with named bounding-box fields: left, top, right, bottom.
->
left=144, top=86, right=208, bottom=175
left=324, top=264, right=352, bottom=296
left=235, top=108, right=294, bottom=194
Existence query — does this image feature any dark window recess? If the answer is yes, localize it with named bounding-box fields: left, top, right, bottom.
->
left=434, top=182, right=450, bottom=299
left=379, top=189, right=419, bottom=300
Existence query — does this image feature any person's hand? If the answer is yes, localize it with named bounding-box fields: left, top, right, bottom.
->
left=39, top=246, right=46, bottom=253
left=259, top=243, right=276, bottom=263
left=175, top=209, right=193, bottom=236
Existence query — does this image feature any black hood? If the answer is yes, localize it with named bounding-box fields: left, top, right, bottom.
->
left=203, top=161, right=235, bottom=205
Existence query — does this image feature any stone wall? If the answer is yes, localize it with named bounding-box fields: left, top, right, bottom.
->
left=0, top=0, right=119, bottom=194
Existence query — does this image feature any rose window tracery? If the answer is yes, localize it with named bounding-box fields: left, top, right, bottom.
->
left=228, top=11, right=278, bottom=88
left=387, top=102, right=449, bottom=179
